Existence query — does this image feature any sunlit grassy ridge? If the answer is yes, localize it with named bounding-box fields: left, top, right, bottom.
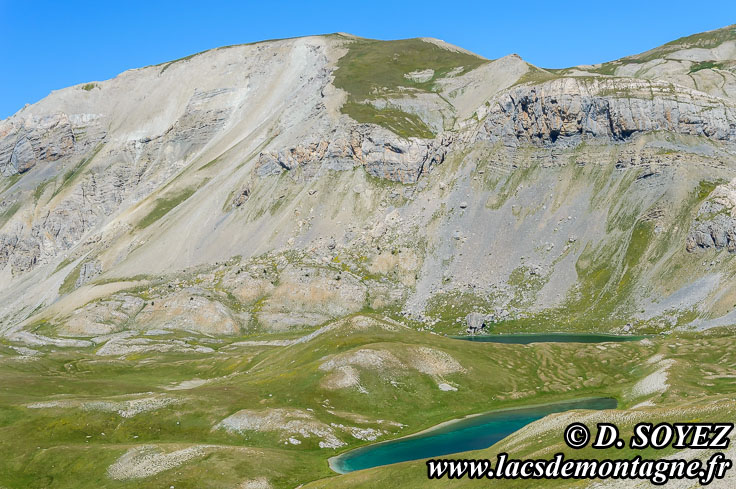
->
left=552, top=24, right=736, bottom=77
left=333, top=37, right=486, bottom=138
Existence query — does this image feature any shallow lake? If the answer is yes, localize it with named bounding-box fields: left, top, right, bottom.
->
left=452, top=332, right=648, bottom=344
left=329, top=397, right=617, bottom=474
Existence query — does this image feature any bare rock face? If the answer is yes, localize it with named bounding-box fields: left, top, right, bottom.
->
left=0, top=113, right=107, bottom=176
left=255, top=265, right=367, bottom=331
left=477, top=78, right=736, bottom=146
left=61, top=294, right=145, bottom=336
left=361, top=131, right=453, bottom=183
left=59, top=284, right=246, bottom=336
left=687, top=179, right=736, bottom=252
left=256, top=126, right=454, bottom=184
left=220, top=266, right=276, bottom=304
left=0, top=229, right=40, bottom=273
left=465, top=312, right=493, bottom=333
left=687, top=212, right=736, bottom=252
left=134, top=292, right=241, bottom=335
left=76, top=260, right=102, bottom=287
left=0, top=86, right=237, bottom=275
left=231, top=187, right=250, bottom=207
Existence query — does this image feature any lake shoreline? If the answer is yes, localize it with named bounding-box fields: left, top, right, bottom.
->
left=450, top=332, right=651, bottom=344
left=328, top=396, right=617, bottom=474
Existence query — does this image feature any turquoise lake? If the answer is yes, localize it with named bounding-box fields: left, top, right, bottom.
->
left=329, top=397, right=617, bottom=474
left=452, top=332, right=648, bottom=344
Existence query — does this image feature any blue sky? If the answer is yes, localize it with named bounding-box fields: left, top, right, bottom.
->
left=1, top=0, right=735, bottom=118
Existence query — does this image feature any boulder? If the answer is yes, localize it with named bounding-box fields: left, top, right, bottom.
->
left=466, top=312, right=492, bottom=333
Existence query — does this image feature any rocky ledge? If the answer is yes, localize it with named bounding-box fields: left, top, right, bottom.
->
left=255, top=125, right=454, bottom=184
left=687, top=178, right=736, bottom=252
left=477, top=78, right=736, bottom=146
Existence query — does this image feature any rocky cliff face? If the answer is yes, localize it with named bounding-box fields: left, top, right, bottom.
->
left=255, top=126, right=454, bottom=183
left=477, top=78, right=736, bottom=146
left=687, top=178, right=736, bottom=252
left=2, top=27, right=736, bottom=342
left=0, top=113, right=98, bottom=176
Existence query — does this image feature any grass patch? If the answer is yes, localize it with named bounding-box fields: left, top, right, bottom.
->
left=33, top=179, right=52, bottom=203
left=512, top=66, right=561, bottom=86
left=689, top=60, right=724, bottom=73
left=59, top=263, right=82, bottom=295
left=0, top=201, right=21, bottom=229
left=53, top=256, right=76, bottom=275
left=616, top=219, right=654, bottom=292
left=660, top=25, right=736, bottom=51
left=333, top=38, right=485, bottom=102
left=552, top=25, right=735, bottom=75
left=159, top=52, right=203, bottom=74
left=425, top=291, right=498, bottom=333
left=342, top=102, right=434, bottom=139
left=196, top=157, right=222, bottom=172
left=618, top=26, right=736, bottom=66
left=135, top=187, right=197, bottom=230
left=1, top=173, right=22, bottom=193
left=485, top=159, right=538, bottom=210
left=333, top=37, right=485, bottom=138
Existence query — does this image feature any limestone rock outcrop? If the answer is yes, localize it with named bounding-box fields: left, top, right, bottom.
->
left=477, top=78, right=736, bottom=146
left=256, top=126, right=454, bottom=184
left=465, top=312, right=493, bottom=333
left=687, top=178, right=736, bottom=252
left=0, top=113, right=106, bottom=176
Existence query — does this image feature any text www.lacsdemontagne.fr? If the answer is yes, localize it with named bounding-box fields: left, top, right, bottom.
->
left=427, top=452, right=732, bottom=485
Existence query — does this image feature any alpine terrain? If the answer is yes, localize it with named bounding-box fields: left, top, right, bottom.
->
left=1, top=25, right=736, bottom=488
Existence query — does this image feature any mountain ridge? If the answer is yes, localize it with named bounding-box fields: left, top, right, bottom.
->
left=1, top=26, right=736, bottom=341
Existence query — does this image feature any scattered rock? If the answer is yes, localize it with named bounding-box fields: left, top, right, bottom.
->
left=215, top=408, right=346, bottom=448
left=403, top=69, right=435, bottom=83
left=232, top=187, right=250, bottom=207
left=107, top=445, right=210, bottom=480
left=466, top=312, right=491, bottom=333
